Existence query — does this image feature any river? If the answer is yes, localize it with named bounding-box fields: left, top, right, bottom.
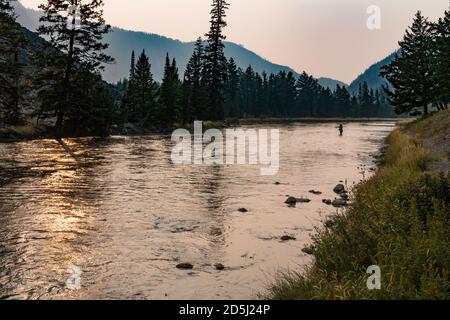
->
left=0, top=122, right=396, bottom=300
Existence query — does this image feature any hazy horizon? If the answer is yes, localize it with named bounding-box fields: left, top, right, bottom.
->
left=18, top=0, right=450, bottom=83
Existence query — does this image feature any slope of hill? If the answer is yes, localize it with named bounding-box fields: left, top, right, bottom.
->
left=348, top=51, right=398, bottom=94
left=102, top=27, right=303, bottom=84
left=318, top=77, right=348, bottom=90
left=14, top=1, right=346, bottom=87
left=13, top=1, right=298, bottom=83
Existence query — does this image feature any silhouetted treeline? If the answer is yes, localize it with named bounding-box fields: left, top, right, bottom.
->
left=117, top=48, right=394, bottom=127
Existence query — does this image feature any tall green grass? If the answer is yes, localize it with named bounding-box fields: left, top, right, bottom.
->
left=267, top=128, right=450, bottom=300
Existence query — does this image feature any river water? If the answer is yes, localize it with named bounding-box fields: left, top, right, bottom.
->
left=0, top=122, right=396, bottom=300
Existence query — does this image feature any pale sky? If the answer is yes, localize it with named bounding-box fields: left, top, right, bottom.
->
left=19, top=0, right=450, bottom=83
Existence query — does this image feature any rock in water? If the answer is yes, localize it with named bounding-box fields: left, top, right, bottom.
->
left=280, top=235, right=296, bottom=241
left=332, top=199, right=348, bottom=207
left=238, top=208, right=248, bottom=213
left=285, top=197, right=298, bottom=205
left=309, top=190, right=323, bottom=195
left=322, top=199, right=332, bottom=205
left=339, top=192, right=349, bottom=201
left=333, top=184, right=346, bottom=194
left=302, top=246, right=315, bottom=255
left=214, top=263, right=225, bottom=270
left=176, top=263, right=194, bottom=270
left=285, top=197, right=311, bottom=204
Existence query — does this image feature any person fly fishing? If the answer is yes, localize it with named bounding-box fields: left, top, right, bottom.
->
left=338, top=124, right=344, bottom=136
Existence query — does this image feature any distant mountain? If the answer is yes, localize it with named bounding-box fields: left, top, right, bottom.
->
left=102, top=28, right=302, bottom=84
left=348, top=52, right=398, bottom=94
left=15, top=1, right=338, bottom=85
left=318, top=77, right=348, bottom=90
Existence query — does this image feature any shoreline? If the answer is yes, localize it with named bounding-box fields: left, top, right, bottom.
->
left=0, top=117, right=404, bottom=143
left=266, top=109, right=450, bottom=300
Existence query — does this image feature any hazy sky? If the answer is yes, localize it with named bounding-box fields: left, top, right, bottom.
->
left=19, top=0, right=449, bottom=83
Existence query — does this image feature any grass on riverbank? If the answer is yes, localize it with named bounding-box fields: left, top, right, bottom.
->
left=267, top=111, right=450, bottom=300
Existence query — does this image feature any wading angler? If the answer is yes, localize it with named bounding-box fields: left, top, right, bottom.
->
left=171, top=121, right=280, bottom=176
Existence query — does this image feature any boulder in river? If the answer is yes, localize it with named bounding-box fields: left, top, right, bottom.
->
left=339, top=192, right=350, bottom=201
left=238, top=208, right=248, bottom=213
left=176, top=263, right=194, bottom=270
left=285, top=197, right=311, bottom=204
left=333, top=184, right=346, bottom=194
left=322, top=199, right=332, bottom=205
left=214, top=263, right=225, bottom=271
left=280, top=235, right=296, bottom=241
left=332, top=199, right=348, bottom=207
left=309, top=190, right=323, bottom=195
left=285, top=197, right=297, bottom=204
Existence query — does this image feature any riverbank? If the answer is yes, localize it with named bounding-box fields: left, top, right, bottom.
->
left=240, top=117, right=402, bottom=125
left=0, top=117, right=402, bottom=142
left=267, top=110, right=450, bottom=300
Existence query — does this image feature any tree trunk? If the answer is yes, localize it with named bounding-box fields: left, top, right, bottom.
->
left=423, top=104, right=429, bottom=115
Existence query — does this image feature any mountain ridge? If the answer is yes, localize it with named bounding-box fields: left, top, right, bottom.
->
left=348, top=51, right=398, bottom=94
left=13, top=1, right=347, bottom=88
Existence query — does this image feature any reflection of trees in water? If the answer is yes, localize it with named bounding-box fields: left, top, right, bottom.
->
left=197, top=164, right=228, bottom=248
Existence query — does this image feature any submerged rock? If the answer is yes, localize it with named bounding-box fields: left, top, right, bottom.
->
left=214, top=263, right=225, bottom=271
left=176, top=263, right=194, bottom=270
left=285, top=197, right=311, bottom=204
left=332, top=199, right=348, bottom=207
left=302, top=246, right=315, bottom=255
left=280, top=235, right=296, bottom=241
left=285, top=197, right=297, bottom=204
left=309, top=190, right=323, bottom=195
left=339, top=192, right=350, bottom=201
left=333, top=184, right=346, bottom=194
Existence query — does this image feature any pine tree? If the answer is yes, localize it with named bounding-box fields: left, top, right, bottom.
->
left=131, top=50, right=157, bottom=125
left=181, top=38, right=207, bottom=122
left=159, top=53, right=180, bottom=129
left=203, top=0, right=229, bottom=121
left=121, top=50, right=138, bottom=122
left=240, top=65, right=255, bottom=116
left=334, top=85, right=352, bottom=117
left=433, top=8, right=450, bottom=108
left=381, top=11, right=436, bottom=115
left=224, top=57, right=239, bottom=117
left=284, top=71, right=297, bottom=116
left=129, top=50, right=136, bottom=82
left=36, top=0, right=114, bottom=133
left=296, top=72, right=320, bottom=117
left=0, top=0, right=25, bottom=124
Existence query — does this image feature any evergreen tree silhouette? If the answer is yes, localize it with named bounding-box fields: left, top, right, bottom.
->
left=433, top=8, right=450, bottom=109
left=36, top=0, right=114, bottom=133
left=381, top=11, right=436, bottom=115
left=203, top=0, right=229, bottom=121
left=159, top=53, right=180, bottom=128
left=132, top=50, right=157, bottom=125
